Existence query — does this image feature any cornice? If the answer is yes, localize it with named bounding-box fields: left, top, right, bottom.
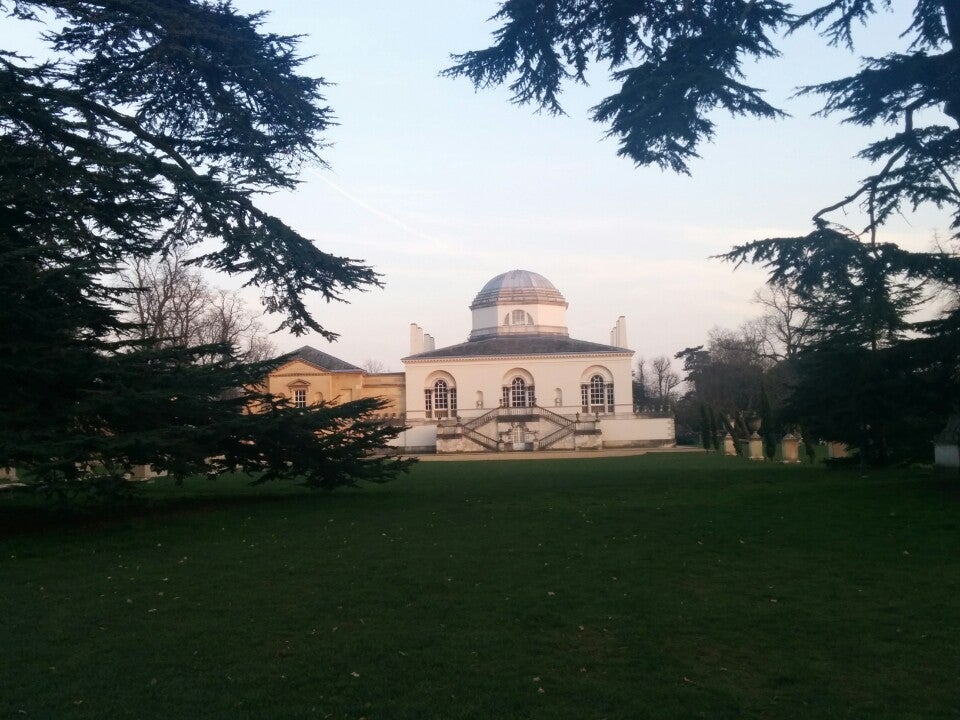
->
left=403, top=351, right=632, bottom=364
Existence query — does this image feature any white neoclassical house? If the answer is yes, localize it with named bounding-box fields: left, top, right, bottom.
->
left=395, top=270, right=674, bottom=453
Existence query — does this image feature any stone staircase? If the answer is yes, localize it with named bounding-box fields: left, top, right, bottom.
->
left=456, top=405, right=577, bottom=452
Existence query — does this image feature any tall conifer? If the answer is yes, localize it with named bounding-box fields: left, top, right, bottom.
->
left=0, top=1, right=410, bottom=494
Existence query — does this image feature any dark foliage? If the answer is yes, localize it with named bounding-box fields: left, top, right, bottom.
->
left=721, top=225, right=960, bottom=462
left=676, top=339, right=766, bottom=434
left=700, top=403, right=711, bottom=450
left=445, top=0, right=787, bottom=174
left=759, top=383, right=776, bottom=459
left=452, top=1, right=960, bottom=463
left=448, top=2, right=960, bottom=233
left=707, top=406, right=718, bottom=451
left=1, top=1, right=411, bottom=496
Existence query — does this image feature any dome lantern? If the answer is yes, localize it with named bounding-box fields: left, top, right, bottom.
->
left=469, top=270, right=569, bottom=341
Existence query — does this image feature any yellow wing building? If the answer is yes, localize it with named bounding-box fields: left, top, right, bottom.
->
left=264, top=345, right=405, bottom=419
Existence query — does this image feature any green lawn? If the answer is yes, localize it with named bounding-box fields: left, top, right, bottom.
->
left=2, top=454, right=959, bottom=719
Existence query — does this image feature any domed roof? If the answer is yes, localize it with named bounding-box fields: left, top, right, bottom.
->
left=470, top=269, right=567, bottom=309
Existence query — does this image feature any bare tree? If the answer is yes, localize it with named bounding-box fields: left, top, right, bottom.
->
left=244, top=335, right=277, bottom=364
left=650, top=355, right=680, bottom=405
left=120, top=247, right=275, bottom=362
left=362, top=358, right=387, bottom=374
left=708, top=326, right=764, bottom=365
left=633, top=356, right=652, bottom=408
left=751, top=285, right=809, bottom=361
left=122, top=247, right=207, bottom=345
left=678, top=329, right=767, bottom=417
left=676, top=321, right=797, bottom=443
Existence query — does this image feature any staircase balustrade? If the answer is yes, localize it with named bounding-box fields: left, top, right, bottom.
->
left=536, top=423, right=575, bottom=450
left=461, top=425, right=499, bottom=451
left=453, top=404, right=578, bottom=452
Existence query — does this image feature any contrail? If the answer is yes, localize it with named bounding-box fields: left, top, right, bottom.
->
left=307, top=168, right=438, bottom=243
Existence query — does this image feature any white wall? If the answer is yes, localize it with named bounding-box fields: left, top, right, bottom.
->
left=404, top=352, right=635, bottom=422
left=388, top=424, right=437, bottom=450
left=600, top=416, right=675, bottom=447
left=470, top=303, right=569, bottom=338
left=935, top=443, right=959, bottom=468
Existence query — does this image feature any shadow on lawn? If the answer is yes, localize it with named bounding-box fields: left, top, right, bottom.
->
left=0, top=485, right=330, bottom=538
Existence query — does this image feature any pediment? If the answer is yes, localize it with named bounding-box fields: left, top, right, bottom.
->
left=272, top=359, right=331, bottom=376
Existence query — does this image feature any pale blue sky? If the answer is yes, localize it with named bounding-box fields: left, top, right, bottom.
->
left=9, top=2, right=952, bottom=369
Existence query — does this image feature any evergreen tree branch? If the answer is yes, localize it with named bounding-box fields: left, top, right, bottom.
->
left=812, top=98, right=925, bottom=233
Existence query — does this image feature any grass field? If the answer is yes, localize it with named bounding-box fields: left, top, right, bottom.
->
left=2, top=454, right=959, bottom=719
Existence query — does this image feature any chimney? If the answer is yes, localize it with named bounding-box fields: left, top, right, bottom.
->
left=610, top=316, right=627, bottom=348
left=409, top=323, right=424, bottom=355
left=424, top=334, right=436, bottom=352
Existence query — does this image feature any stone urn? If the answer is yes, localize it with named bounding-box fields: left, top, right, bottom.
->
left=781, top=432, right=800, bottom=463
left=723, top=432, right=736, bottom=456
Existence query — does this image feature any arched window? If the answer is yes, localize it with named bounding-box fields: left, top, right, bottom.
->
left=582, top=374, right=614, bottom=414
left=434, top=379, right=449, bottom=414
left=589, top=375, right=605, bottom=407
left=507, top=376, right=534, bottom=407
left=425, top=378, right=457, bottom=419
left=511, top=309, right=532, bottom=325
